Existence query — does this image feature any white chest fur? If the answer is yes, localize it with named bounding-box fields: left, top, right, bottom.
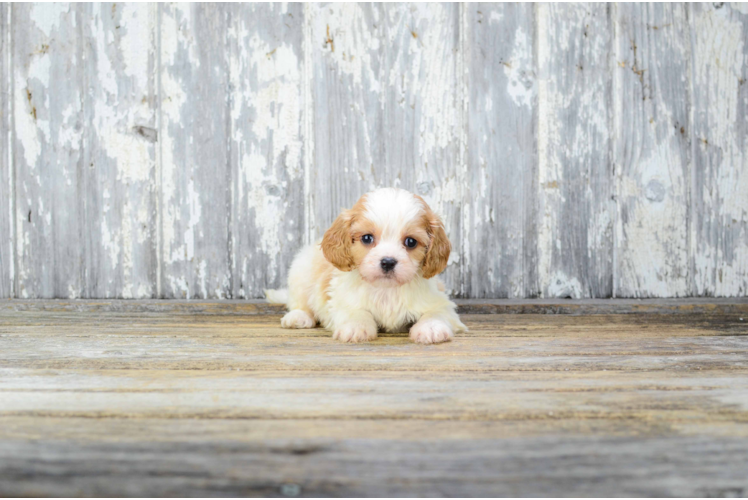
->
left=328, top=271, right=425, bottom=332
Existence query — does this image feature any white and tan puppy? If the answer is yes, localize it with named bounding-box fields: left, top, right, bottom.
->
left=265, top=187, right=466, bottom=344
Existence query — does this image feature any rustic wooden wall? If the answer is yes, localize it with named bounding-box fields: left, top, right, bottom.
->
left=1, top=3, right=747, bottom=299
left=1, top=3, right=11, bottom=299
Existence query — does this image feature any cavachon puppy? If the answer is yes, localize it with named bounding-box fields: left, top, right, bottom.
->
left=265, top=187, right=466, bottom=344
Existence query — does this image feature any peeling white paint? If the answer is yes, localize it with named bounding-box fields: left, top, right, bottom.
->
left=732, top=3, right=748, bottom=15
left=489, top=11, right=504, bottom=25
left=318, top=4, right=381, bottom=94
left=119, top=4, right=151, bottom=93
left=30, top=3, right=68, bottom=38
left=692, top=5, right=748, bottom=296
left=14, top=76, right=41, bottom=169
left=232, top=30, right=302, bottom=180
left=197, top=259, right=207, bottom=299
left=3, top=1, right=12, bottom=298
left=409, top=4, right=458, bottom=161
left=240, top=151, right=283, bottom=261
left=183, top=179, right=201, bottom=263
left=504, top=25, right=534, bottom=108
left=159, top=5, right=188, bottom=268
left=536, top=4, right=555, bottom=295
left=100, top=215, right=120, bottom=271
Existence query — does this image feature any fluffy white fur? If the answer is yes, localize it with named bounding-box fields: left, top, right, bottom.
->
left=265, top=188, right=466, bottom=344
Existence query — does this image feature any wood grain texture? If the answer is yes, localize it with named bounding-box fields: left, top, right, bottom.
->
left=614, top=4, right=691, bottom=298
left=690, top=3, right=748, bottom=297
left=0, top=3, right=11, bottom=298
left=2, top=298, right=748, bottom=316
left=0, top=308, right=747, bottom=496
left=81, top=3, right=158, bottom=298
left=1, top=434, right=747, bottom=497
left=465, top=3, right=537, bottom=298
left=12, top=3, right=84, bottom=298
left=309, top=3, right=463, bottom=294
left=537, top=4, right=614, bottom=299
left=229, top=3, right=306, bottom=299
left=159, top=3, right=231, bottom=299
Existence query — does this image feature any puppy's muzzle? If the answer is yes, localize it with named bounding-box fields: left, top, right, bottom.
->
left=380, top=257, right=397, bottom=273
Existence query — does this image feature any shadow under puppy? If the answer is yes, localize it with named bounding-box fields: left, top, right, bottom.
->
left=265, top=187, right=466, bottom=344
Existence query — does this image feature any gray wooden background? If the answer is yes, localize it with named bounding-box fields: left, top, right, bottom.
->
left=1, top=3, right=747, bottom=300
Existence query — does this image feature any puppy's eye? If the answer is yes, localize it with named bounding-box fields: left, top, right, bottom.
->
left=361, top=234, right=374, bottom=245
left=404, top=237, right=418, bottom=249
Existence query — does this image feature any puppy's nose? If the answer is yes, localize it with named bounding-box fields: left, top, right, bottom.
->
left=380, top=257, right=397, bottom=273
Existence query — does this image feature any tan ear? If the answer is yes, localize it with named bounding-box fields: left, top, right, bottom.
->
left=321, top=210, right=355, bottom=271
left=422, top=210, right=451, bottom=279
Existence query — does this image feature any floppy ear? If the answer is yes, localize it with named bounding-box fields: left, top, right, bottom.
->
left=422, top=210, right=451, bottom=279
left=321, top=210, right=355, bottom=271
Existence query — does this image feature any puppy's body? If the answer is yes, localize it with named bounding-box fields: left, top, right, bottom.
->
left=267, top=188, right=466, bottom=344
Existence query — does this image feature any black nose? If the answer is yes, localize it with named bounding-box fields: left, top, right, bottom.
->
left=380, top=257, right=397, bottom=273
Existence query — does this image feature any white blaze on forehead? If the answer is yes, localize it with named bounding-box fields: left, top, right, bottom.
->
left=363, top=188, right=424, bottom=241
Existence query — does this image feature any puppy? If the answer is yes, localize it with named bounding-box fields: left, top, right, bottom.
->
left=265, top=188, right=466, bottom=344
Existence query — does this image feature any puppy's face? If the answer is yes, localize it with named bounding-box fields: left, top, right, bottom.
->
left=321, top=188, right=450, bottom=286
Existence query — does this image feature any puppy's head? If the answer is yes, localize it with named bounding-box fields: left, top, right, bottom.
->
left=321, top=188, right=450, bottom=286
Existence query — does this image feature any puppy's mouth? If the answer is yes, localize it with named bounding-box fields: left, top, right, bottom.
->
left=372, top=272, right=410, bottom=286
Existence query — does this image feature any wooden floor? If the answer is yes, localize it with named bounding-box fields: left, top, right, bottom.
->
left=1, top=300, right=748, bottom=497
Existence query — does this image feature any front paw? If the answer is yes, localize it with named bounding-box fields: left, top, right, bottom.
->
left=333, top=322, right=378, bottom=343
left=409, top=318, right=454, bottom=345
left=281, top=310, right=316, bottom=329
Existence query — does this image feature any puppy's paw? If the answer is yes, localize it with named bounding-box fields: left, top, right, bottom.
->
left=281, top=310, right=316, bottom=329
left=333, top=322, right=378, bottom=343
left=409, top=318, right=454, bottom=345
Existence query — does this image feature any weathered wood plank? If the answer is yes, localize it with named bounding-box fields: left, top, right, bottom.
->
left=1, top=311, right=746, bottom=373
left=2, top=367, right=748, bottom=419
left=1, top=298, right=748, bottom=316
left=12, top=3, right=84, bottom=298
left=229, top=3, right=306, bottom=299
left=690, top=3, right=748, bottom=297
left=4, top=415, right=748, bottom=444
left=80, top=3, right=158, bottom=298
left=1, top=435, right=747, bottom=497
left=0, top=3, right=11, bottom=298
left=309, top=3, right=462, bottom=294
left=537, top=4, right=614, bottom=298
left=159, top=3, right=231, bottom=298
left=465, top=3, right=537, bottom=298
left=614, top=4, right=690, bottom=298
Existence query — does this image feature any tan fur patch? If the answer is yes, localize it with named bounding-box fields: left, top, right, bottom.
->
left=414, top=194, right=451, bottom=279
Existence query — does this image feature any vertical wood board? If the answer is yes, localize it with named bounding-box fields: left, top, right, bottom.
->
left=159, top=3, right=231, bottom=299
left=614, top=4, right=690, bottom=297
left=229, top=3, right=306, bottom=299
left=690, top=3, right=748, bottom=297
left=80, top=3, right=158, bottom=298
left=0, top=3, right=11, bottom=298
left=465, top=3, right=537, bottom=298
left=12, top=3, right=84, bottom=298
left=537, top=3, right=614, bottom=298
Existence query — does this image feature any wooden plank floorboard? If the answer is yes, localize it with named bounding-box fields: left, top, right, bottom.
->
left=0, top=303, right=747, bottom=496
left=3, top=298, right=748, bottom=315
